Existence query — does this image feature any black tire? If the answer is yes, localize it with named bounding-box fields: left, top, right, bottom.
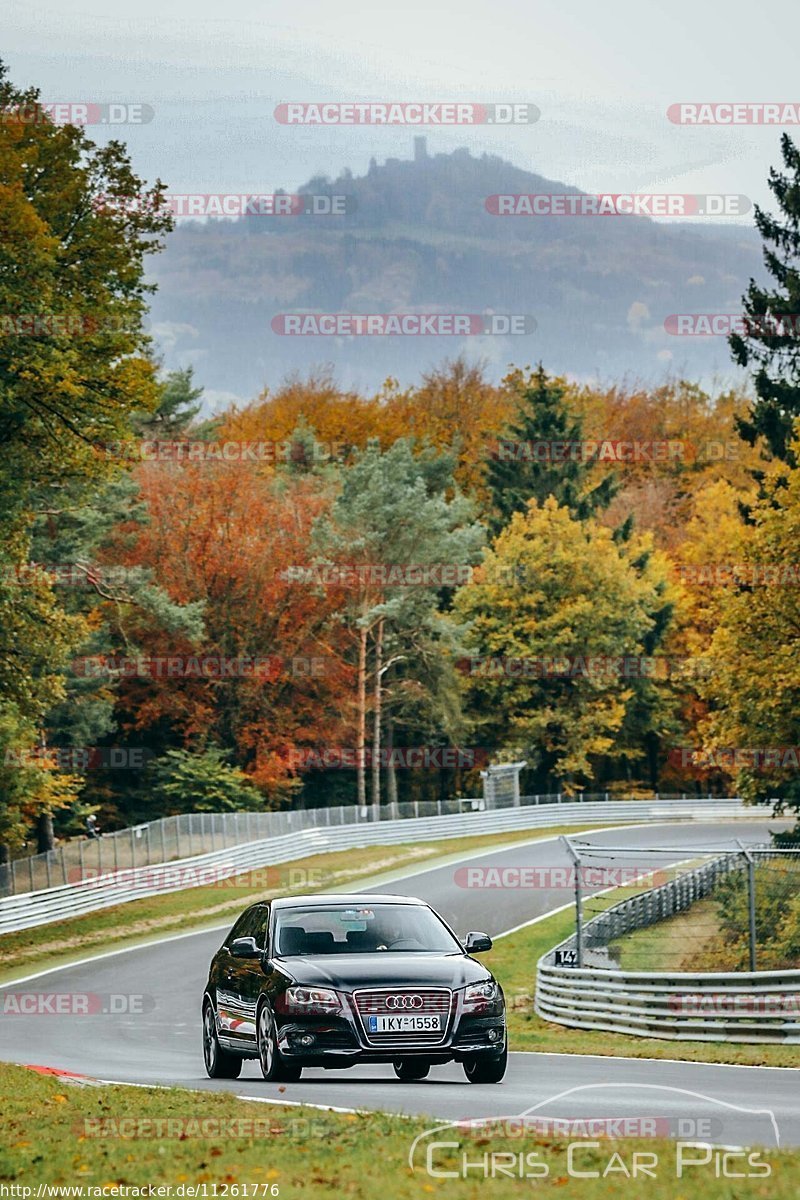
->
left=202, top=998, right=242, bottom=1079
left=257, top=1003, right=303, bottom=1082
left=393, top=1059, right=431, bottom=1081
left=463, top=1044, right=507, bottom=1084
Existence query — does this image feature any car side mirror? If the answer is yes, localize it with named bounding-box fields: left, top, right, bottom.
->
left=463, top=931, right=493, bottom=954
left=230, top=936, right=260, bottom=959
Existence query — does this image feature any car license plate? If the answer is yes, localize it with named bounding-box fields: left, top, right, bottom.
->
left=367, top=1015, right=442, bottom=1033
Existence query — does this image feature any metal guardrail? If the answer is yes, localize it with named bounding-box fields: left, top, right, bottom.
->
left=0, top=791, right=739, bottom=898
left=535, top=846, right=800, bottom=1044
left=535, top=961, right=800, bottom=1043
left=4, top=795, right=550, bottom=896
left=0, top=797, right=750, bottom=934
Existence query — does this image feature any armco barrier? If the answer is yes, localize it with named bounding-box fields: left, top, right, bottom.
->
left=535, top=961, right=800, bottom=1043
left=535, top=846, right=800, bottom=1044
left=0, top=797, right=752, bottom=935
left=1, top=791, right=738, bottom=898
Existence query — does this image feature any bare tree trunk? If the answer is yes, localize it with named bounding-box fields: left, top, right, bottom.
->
left=357, top=624, right=367, bottom=808
left=0, top=842, right=9, bottom=895
left=371, top=618, right=384, bottom=815
left=37, top=810, right=55, bottom=854
left=386, top=718, right=398, bottom=810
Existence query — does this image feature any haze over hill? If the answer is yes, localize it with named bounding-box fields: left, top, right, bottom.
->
left=147, top=141, right=764, bottom=406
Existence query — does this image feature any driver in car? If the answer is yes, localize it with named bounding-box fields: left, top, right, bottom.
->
left=374, top=913, right=421, bottom=951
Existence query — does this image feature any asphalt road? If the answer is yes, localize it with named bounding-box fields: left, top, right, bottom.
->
left=2, top=819, right=798, bottom=1149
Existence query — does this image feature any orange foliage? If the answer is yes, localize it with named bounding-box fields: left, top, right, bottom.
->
left=109, top=460, right=356, bottom=796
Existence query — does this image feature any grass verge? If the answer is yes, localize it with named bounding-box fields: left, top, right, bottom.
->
left=0, top=1062, right=794, bottom=1195
left=612, top=897, right=720, bottom=973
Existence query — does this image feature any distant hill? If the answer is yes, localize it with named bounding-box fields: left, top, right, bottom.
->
left=147, top=142, right=764, bottom=402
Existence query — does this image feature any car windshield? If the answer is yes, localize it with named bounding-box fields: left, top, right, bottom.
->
left=274, top=903, right=461, bottom=956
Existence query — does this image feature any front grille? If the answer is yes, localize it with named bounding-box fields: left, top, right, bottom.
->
left=353, top=987, right=452, bottom=1045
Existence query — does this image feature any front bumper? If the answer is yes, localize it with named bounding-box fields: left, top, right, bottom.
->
left=275, top=998, right=506, bottom=1065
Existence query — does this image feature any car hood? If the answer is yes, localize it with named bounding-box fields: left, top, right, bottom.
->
left=270, top=951, right=492, bottom=991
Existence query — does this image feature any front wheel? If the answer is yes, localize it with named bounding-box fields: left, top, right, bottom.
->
left=202, top=999, right=242, bottom=1079
left=257, top=1003, right=302, bottom=1082
left=393, top=1059, right=430, bottom=1081
left=463, top=1044, right=507, bottom=1084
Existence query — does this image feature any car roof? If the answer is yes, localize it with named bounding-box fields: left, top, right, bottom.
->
left=270, top=893, right=427, bottom=909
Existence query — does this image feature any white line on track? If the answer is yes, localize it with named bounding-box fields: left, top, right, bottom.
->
left=4, top=819, right=792, bottom=1082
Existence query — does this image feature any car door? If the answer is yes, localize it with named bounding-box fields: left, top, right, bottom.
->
left=234, top=903, right=272, bottom=1044
left=216, top=905, right=263, bottom=1050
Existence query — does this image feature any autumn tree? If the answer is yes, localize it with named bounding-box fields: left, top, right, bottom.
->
left=26, top=372, right=206, bottom=835
left=385, top=358, right=511, bottom=496
left=698, top=450, right=800, bottom=826
left=114, top=454, right=351, bottom=812
left=454, top=498, right=676, bottom=792
left=0, top=62, right=171, bottom=853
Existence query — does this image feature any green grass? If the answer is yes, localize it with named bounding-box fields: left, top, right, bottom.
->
left=611, top=897, right=721, bottom=973
left=0, top=1062, right=795, bottom=1196
left=0, top=823, right=618, bottom=982
left=484, top=904, right=799, bottom=1068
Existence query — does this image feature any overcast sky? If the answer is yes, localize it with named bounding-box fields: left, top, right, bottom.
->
left=3, top=0, right=800, bottom=211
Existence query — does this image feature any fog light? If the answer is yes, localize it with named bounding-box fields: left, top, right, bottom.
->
left=298, top=1034, right=315, bottom=1046
left=488, top=1028, right=500, bottom=1042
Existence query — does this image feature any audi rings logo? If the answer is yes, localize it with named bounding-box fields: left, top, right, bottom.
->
left=385, top=994, right=424, bottom=1010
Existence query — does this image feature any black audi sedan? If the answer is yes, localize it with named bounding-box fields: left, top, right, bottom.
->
left=202, top=893, right=507, bottom=1084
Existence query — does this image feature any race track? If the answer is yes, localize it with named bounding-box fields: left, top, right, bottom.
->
left=2, top=820, right=798, bottom=1148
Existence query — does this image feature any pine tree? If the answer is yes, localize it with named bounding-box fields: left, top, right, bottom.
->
left=730, top=134, right=800, bottom=466
left=485, top=365, right=619, bottom=535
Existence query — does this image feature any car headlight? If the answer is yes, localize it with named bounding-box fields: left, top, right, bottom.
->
left=463, top=981, right=501, bottom=1012
left=278, top=986, right=342, bottom=1014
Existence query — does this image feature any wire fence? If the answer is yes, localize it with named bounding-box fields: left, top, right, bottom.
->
left=556, top=840, right=800, bottom=973
left=1, top=790, right=723, bottom=899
